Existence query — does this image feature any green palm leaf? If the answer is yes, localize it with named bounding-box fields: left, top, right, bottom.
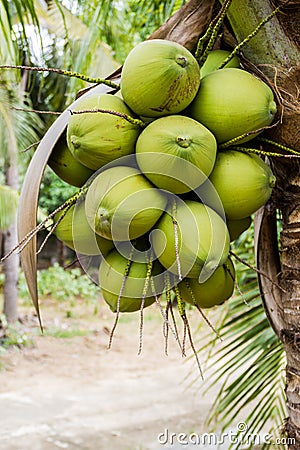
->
left=0, top=84, right=44, bottom=168
left=192, top=227, right=286, bottom=449
left=0, top=0, right=41, bottom=61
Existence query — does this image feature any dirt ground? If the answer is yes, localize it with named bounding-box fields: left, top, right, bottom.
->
left=0, top=297, right=250, bottom=450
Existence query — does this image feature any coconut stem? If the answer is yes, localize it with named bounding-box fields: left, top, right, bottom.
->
left=150, top=274, right=180, bottom=351
left=162, top=272, right=182, bottom=354
left=1, top=189, right=85, bottom=263
left=37, top=203, right=73, bottom=255
left=69, top=108, right=146, bottom=128
left=224, top=263, right=249, bottom=307
left=172, top=199, right=182, bottom=280
left=257, top=137, right=300, bottom=156
left=0, top=64, right=120, bottom=89
left=229, top=250, right=286, bottom=293
left=219, top=121, right=279, bottom=148
left=218, top=5, right=282, bottom=69
left=232, top=146, right=300, bottom=159
left=174, top=284, right=187, bottom=356
left=195, top=0, right=233, bottom=66
left=163, top=273, right=171, bottom=355
left=174, top=284, right=203, bottom=377
left=184, top=279, right=222, bottom=341
left=138, top=255, right=153, bottom=355
left=164, top=292, right=170, bottom=356
left=11, top=106, right=61, bottom=116
left=108, top=253, right=133, bottom=350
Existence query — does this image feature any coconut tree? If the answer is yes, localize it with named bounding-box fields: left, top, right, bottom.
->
left=0, top=0, right=44, bottom=322
left=143, top=1, right=299, bottom=444
left=151, top=1, right=298, bottom=444
left=212, top=1, right=299, bottom=445
left=0, top=184, right=19, bottom=298
left=78, top=3, right=299, bottom=444
left=2, top=0, right=299, bottom=446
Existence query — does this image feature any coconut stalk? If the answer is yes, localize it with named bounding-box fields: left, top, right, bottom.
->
left=220, top=0, right=300, bottom=446
left=220, top=0, right=299, bottom=74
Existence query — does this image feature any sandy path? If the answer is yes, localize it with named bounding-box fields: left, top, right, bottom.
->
left=0, top=304, right=222, bottom=450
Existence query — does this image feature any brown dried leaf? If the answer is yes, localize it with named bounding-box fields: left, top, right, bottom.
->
left=254, top=206, right=284, bottom=338
left=149, top=0, right=215, bottom=51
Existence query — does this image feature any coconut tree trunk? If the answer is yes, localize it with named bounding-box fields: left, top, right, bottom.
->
left=3, top=136, right=19, bottom=323
left=221, top=0, right=300, bottom=446
left=2, top=65, right=29, bottom=323
left=3, top=223, right=19, bottom=322
left=57, top=240, right=67, bottom=266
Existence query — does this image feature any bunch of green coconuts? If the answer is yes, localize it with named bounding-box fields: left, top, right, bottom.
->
left=49, top=39, right=277, bottom=314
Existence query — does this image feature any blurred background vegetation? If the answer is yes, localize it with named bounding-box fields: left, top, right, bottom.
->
left=0, top=1, right=285, bottom=448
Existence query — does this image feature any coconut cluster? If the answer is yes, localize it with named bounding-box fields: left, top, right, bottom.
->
left=50, top=39, right=277, bottom=314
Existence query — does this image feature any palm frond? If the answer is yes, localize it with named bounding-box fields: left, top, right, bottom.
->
left=0, top=2, right=19, bottom=70
left=0, top=82, right=44, bottom=179
left=0, top=0, right=41, bottom=62
left=15, top=92, right=44, bottom=152
left=191, top=225, right=286, bottom=449
left=0, top=86, right=18, bottom=162
left=33, top=1, right=119, bottom=100
left=47, top=1, right=88, bottom=41
left=128, top=0, right=185, bottom=43
left=0, top=184, right=19, bottom=231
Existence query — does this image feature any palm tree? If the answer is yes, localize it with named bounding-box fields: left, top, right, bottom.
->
left=149, top=2, right=299, bottom=444
left=0, top=1, right=43, bottom=321
left=2, top=0, right=300, bottom=446
left=0, top=184, right=19, bottom=312
left=219, top=3, right=299, bottom=446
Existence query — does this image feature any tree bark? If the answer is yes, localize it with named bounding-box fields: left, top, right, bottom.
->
left=3, top=124, right=19, bottom=323
left=57, top=240, right=67, bottom=266
left=3, top=221, right=19, bottom=323
left=274, top=156, right=300, bottom=447
left=3, top=65, right=30, bottom=323
left=223, top=0, right=300, bottom=446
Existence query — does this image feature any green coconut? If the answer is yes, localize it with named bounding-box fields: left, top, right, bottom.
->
left=151, top=199, right=230, bottom=280
left=177, top=257, right=235, bottom=308
left=54, top=202, right=114, bottom=256
left=67, top=93, right=141, bottom=170
left=200, top=50, right=240, bottom=78
left=99, top=249, right=162, bottom=313
left=121, top=39, right=200, bottom=118
left=188, top=68, right=277, bottom=144
left=48, top=132, right=95, bottom=187
left=85, top=166, right=167, bottom=241
left=227, top=216, right=252, bottom=241
left=209, top=150, right=276, bottom=220
left=135, top=115, right=217, bottom=194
